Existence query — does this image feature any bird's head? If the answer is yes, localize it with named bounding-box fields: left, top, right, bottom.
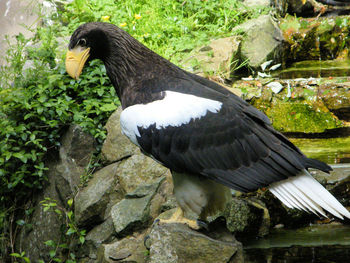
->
left=65, top=22, right=115, bottom=79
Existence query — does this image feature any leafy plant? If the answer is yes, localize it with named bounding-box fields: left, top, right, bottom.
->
left=10, top=251, right=30, bottom=263
left=0, top=27, right=119, bottom=225
left=38, top=198, right=85, bottom=263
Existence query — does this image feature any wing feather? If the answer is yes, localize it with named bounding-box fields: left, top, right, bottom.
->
left=130, top=76, right=331, bottom=192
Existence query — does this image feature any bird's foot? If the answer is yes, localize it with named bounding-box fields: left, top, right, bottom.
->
left=154, top=207, right=207, bottom=230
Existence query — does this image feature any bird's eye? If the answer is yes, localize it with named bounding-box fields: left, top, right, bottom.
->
left=78, top=38, right=87, bottom=46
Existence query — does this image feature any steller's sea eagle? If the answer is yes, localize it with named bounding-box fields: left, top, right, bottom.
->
left=66, top=22, right=350, bottom=229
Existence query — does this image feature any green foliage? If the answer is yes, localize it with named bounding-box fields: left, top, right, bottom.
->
left=59, top=0, right=252, bottom=65
left=37, top=198, right=85, bottom=262
left=0, top=27, right=119, bottom=210
left=11, top=198, right=85, bottom=263
left=10, top=251, right=30, bottom=263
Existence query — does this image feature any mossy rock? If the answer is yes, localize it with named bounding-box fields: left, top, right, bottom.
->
left=253, top=99, right=341, bottom=133
left=280, top=15, right=350, bottom=62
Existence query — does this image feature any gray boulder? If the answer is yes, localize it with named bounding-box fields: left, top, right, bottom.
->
left=149, top=223, right=243, bottom=263
left=183, top=36, right=240, bottom=79
left=97, top=234, right=148, bottom=263
left=233, top=15, right=284, bottom=72
left=102, top=107, right=139, bottom=163
left=75, top=162, right=122, bottom=225
left=111, top=178, right=165, bottom=236
left=243, top=0, right=271, bottom=8
left=116, top=152, right=169, bottom=193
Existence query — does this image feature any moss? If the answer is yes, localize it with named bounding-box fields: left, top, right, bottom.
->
left=252, top=98, right=342, bottom=133
left=280, top=15, right=350, bottom=63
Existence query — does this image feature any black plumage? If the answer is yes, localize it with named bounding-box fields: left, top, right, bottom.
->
left=67, top=22, right=331, bottom=193
left=66, top=22, right=350, bottom=221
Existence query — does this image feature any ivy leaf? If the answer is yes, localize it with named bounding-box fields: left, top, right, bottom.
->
left=100, top=103, right=117, bottom=112
left=44, top=240, right=56, bottom=248
left=49, top=249, right=56, bottom=258
left=67, top=198, right=73, bottom=207
left=16, top=219, right=26, bottom=226
left=66, top=227, right=76, bottom=236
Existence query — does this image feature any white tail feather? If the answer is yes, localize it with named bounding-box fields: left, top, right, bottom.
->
left=269, top=170, right=350, bottom=219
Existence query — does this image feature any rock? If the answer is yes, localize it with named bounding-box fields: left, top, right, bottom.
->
left=111, top=178, right=165, bottom=236
left=76, top=145, right=169, bottom=227
left=16, top=125, right=95, bottom=262
left=311, top=164, right=350, bottom=208
left=312, top=164, right=350, bottom=185
left=84, top=217, right=115, bottom=260
left=116, top=152, right=169, bottom=193
left=267, top=81, right=284, bottom=94
left=148, top=223, right=243, bottom=263
left=320, top=85, right=350, bottom=121
left=247, top=81, right=344, bottom=133
left=243, top=0, right=271, bottom=8
left=102, top=107, right=139, bottom=163
left=331, top=176, right=350, bottom=208
left=285, top=0, right=325, bottom=17
left=85, top=217, right=115, bottom=249
left=58, top=125, right=96, bottom=191
left=97, top=234, right=148, bottom=263
left=224, top=197, right=270, bottom=237
left=111, top=195, right=151, bottom=235
left=75, top=162, right=123, bottom=226
left=183, top=36, right=240, bottom=79
left=233, top=15, right=284, bottom=72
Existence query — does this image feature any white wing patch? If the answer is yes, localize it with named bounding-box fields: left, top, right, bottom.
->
left=120, top=90, right=222, bottom=145
left=269, top=170, right=350, bottom=219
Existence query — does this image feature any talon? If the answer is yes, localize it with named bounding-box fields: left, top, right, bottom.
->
left=144, top=234, right=151, bottom=249
left=196, top=219, right=209, bottom=231
left=156, top=207, right=203, bottom=230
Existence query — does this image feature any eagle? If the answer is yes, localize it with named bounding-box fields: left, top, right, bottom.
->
left=66, top=22, right=350, bottom=229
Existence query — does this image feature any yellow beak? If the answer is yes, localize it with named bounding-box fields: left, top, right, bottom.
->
left=65, top=46, right=90, bottom=79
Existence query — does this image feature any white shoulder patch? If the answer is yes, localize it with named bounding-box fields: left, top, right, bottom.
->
left=120, top=91, right=222, bottom=145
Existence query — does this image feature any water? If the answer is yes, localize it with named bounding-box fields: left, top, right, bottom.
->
left=290, top=137, right=350, bottom=164
left=275, top=60, right=350, bottom=79
left=242, top=224, right=350, bottom=263
left=242, top=137, right=350, bottom=262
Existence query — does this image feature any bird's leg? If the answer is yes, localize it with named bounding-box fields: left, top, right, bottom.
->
left=157, top=207, right=201, bottom=230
